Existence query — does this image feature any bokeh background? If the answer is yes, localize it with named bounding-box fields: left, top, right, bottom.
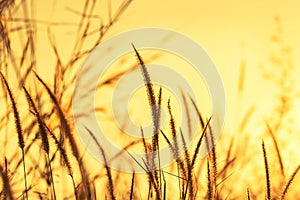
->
left=1, top=0, right=300, bottom=199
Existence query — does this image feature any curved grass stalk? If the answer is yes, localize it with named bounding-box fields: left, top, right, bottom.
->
left=23, top=87, right=56, bottom=200
left=0, top=72, right=28, bottom=200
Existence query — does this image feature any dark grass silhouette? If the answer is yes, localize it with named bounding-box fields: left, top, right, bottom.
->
left=0, top=1, right=300, bottom=199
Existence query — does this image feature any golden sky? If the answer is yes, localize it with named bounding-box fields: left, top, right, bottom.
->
left=29, top=0, right=300, bottom=133
left=7, top=0, right=300, bottom=147
left=3, top=1, right=300, bottom=198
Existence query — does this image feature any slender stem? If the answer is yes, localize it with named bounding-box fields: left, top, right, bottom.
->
left=47, top=154, right=57, bottom=200
left=21, top=149, right=28, bottom=200
left=70, top=175, right=78, bottom=200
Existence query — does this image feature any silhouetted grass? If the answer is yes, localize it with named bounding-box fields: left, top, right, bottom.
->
left=0, top=72, right=28, bottom=200
left=262, top=141, right=271, bottom=200
left=247, top=188, right=251, bottom=200
left=34, top=72, right=93, bottom=198
left=265, top=122, right=284, bottom=177
left=23, top=87, right=56, bottom=199
left=0, top=1, right=300, bottom=199
left=84, top=126, right=116, bottom=200
left=280, top=165, right=300, bottom=200
left=0, top=164, right=13, bottom=200
left=129, top=172, right=135, bottom=200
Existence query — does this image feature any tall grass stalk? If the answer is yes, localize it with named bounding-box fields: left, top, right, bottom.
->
left=265, top=122, right=284, bottom=177
left=191, top=117, right=211, bottom=170
left=207, top=158, right=212, bottom=200
left=23, top=86, right=56, bottom=200
left=156, top=87, right=163, bottom=192
left=167, top=99, right=189, bottom=198
left=84, top=126, right=116, bottom=200
left=247, top=188, right=251, bottom=200
left=0, top=164, right=13, bottom=200
left=129, top=173, right=135, bottom=200
left=132, top=44, right=163, bottom=199
left=131, top=44, right=156, bottom=125
left=280, top=165, right=300, bottom=200
left=34, top=72, right=93, bottom=198
left=140, top=127, right=161, bottom=199
left=179, top=129, right=193, bottom=199
left=140, top=127, right=152, bottom=185
left=0, top=72, right=28, bottom=200
left=262, top=140, right=271, bottom=200
left=46, top=125, right=78, bottom=200
left=208, top=124, right=217, bottom=198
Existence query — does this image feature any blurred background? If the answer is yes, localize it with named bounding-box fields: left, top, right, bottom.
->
left=1, top=0, right=300, bottom=199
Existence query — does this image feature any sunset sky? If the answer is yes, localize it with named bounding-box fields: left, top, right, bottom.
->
left=2, top=0, right=300, bottom=198
left=28, top=0, right=300, bottom=133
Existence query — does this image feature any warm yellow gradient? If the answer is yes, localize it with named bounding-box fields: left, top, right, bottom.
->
left=28, top=0, right=300, bottom=132
left=2, top=0, right=300, bottom=199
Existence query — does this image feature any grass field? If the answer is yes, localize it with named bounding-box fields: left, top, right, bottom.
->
left=1, top=0, right=300, bottom=199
